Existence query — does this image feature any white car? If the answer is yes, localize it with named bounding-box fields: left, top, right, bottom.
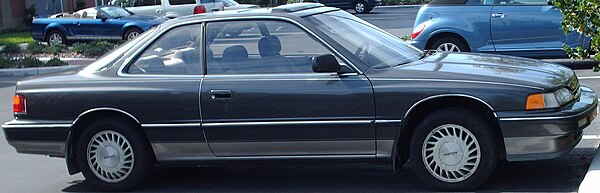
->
left=219, top=0, right=259, bottom=10
left=110, top=0, right=224, bottom=19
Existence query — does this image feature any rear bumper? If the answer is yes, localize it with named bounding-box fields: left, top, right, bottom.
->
left=2, top=120, right=70, bottom=157
left=497, top=86, right=598, bottom=161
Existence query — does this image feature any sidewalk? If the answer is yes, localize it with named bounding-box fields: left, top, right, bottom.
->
left=579, top=146, right=600, bottom=192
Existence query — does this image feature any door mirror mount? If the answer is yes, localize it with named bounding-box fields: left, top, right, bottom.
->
left=312, top=54, right=341, bottom=73
left=547, top=0, right=554, bottom=6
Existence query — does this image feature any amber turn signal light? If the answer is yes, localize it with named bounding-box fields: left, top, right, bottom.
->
left=13, top=95, right=26, bottom=114
left=526, top=93, right=545, bottom=110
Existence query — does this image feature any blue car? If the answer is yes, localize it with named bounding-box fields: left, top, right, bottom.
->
left=410, top=0, right=590, bottom=59
left=31, top=6, right=165, bottom=45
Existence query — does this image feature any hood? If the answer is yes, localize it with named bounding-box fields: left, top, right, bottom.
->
left=373, top=52, right=575, bottom=90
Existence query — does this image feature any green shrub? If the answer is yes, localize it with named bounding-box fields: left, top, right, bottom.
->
left=27, top=42, right=45, bottom=54
left=14, top=56, right=44, bottom=68
left=1, top=43, right=20, bottom=54
left=45, top=57, right=68, bottom=67
left=85, top=46, right=105, bottom=57
left=72, top=42, right=90, bottom=54
left=92, top=41, right=114, bottom=51
left=0, top=56, right=12, bottom=68
left=43, top=44, right=66, bottom=55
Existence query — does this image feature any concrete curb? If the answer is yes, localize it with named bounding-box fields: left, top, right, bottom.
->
left=0, top=65, right=81, bottom=77
left=578, top=146, right=600, bottom=192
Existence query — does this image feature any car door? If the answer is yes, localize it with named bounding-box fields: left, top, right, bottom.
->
left=127, top=0, right=163, bottom=17
left=490, top=0, right=583, bottom=57
left=201, top=19, right=376, bottom=157
left=72, top=9, right=113, bottom=39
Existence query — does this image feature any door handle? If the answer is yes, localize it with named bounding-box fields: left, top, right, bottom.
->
left=492, top=13, right=505, bottom=18
left=156, top=9, right=162, bottom=13
left=210, top=90, right=232, bottom=100
left=72, top=22, right=81, bottom=26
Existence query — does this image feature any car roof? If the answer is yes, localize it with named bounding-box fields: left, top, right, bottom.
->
left=165, top=3, right=339, bottom=25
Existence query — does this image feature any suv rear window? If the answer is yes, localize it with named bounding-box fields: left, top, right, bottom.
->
left=169, top=0, right=196, bottom=5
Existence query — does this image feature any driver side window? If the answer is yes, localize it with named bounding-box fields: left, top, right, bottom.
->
left=127, top=24, right=202, bottom=75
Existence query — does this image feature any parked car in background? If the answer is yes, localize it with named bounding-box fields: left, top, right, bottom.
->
left=220, top=0, right=259, bottom=10
left=302, top=0, right=381, bottom=13
left=31, top=6, right=164, bottom=45
left=410, top=0, right=591, bottom=59
left=6, top=3, right=597, bottom=192
left=110, top=0, right=224, bottom=19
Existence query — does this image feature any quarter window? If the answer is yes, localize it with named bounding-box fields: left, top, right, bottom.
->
left=134, top=0, right=161, bottom=6
left=205, top=20, right=341, bottom=75
left=127, top=24, right=202, bottom=75
left=169, top=0, right=196, bottom=5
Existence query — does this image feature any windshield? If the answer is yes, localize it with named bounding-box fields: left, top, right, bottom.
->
left=305, top=11, right=422, bottom=69
left=100, top=6, right=132, bottom=18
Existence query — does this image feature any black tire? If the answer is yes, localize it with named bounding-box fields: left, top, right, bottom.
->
left=409, top=108, right=497, bottom=191
left=354, top=1, right=370, bottom=14
left=77, top=116, right=154, bottom=191
left=46, top=30, right=66, bottom=46
left=429, top=36, right=469, bottom=52
left=123, top=28, right=143, bottom=41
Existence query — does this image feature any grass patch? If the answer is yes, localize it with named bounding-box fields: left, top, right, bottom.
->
left=0, top=32, right=35, bottom=45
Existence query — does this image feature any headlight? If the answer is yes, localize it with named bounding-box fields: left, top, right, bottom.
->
left=526, top=88, right=574, bottom=110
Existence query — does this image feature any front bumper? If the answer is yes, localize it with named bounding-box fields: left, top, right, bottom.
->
left=2, top=120, right=71, bottom=157
left=497, top=86, right=598, bottom=161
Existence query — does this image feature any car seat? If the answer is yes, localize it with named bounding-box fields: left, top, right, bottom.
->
left=258, top=35, right=297, bottom=73
left=220, top=45, right=249, bottom=74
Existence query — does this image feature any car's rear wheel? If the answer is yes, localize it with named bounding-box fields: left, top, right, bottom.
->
left=46, top=30, right=66, bottom=46
left=124, top=28, right=142, bottom=41
left=430, top=37, right=469, bottom=53
left=409, top=108, right=496, bottom=191
left=77, top=116, right=153, bottom=191
left=354, top=1, right=370, bottom=14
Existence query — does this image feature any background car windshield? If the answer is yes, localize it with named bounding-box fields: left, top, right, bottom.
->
left=101, top=6, right=132, bottom=18
left=305, top=11, right=422, bottom=69
left=220, top=0, right=239, bottom=6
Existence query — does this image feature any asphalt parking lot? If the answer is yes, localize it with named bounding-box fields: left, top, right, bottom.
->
left=1, top=5, right=600, bottom=192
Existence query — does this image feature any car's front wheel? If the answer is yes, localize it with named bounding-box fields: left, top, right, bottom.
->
left=77, top=117, right=153, bottom=191
left=124, top=28, right=143, bottom=41
left=46, top=30, right=66, bottom=46
left=409, top=108, right=497, bottom=191
left=354, top=1, right=371, bottom=14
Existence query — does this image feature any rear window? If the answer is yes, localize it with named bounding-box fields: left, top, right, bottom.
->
left=169, top=0, right=196, bottom=5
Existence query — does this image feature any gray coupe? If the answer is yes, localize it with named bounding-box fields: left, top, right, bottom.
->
left=2, top=3, right=597, bottom=191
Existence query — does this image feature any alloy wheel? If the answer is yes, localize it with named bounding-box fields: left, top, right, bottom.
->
left=436, top=43, right=461, bottom=52
left=48, top=33, right=63, bottom=46
left=355, top=3, right=366, bottom=13
left=127, top=31, right=140, bottom=40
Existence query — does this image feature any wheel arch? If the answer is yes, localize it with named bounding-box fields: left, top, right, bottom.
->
left=425, top=31, right=470, bottom=52
left=65, top=107, right=154, bottom=175
left=392, top=94, right=505, bottom=173
left=43, top=24, right=68, bottom=41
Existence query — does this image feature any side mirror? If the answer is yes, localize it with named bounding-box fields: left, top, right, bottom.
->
left=547, top=0, right=554, bottom=6
left=312, top=54, right=341, bottom=73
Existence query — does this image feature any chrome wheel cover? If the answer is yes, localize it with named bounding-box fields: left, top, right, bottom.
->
left=48, top=33, right=63, bottom=46
left=436, top=42, right=461, bottom=52
left=87, top=130, right=134, bottom=183
left=355, top=3, right=365, bottom=13
left=422, top=124, right=480, bottom=183
left=127, top=31, right=140, bottom=40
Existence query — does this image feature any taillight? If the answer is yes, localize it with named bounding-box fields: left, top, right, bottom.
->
left=13, top=95, right=26, bottom=114
left=194, top=5, right=206, bottom=14
left=411, top=22, right=427, bottom=39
